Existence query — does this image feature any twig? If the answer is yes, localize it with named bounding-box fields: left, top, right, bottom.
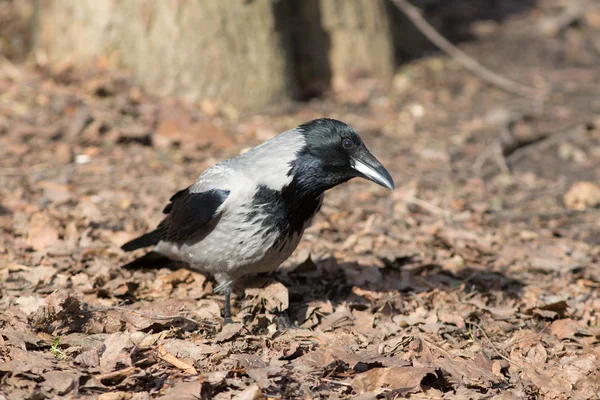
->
left=320, top=378, right=353, bottom=387
left=405, top=194, right=451, bottom=220
left=86, top=306, right=218, bottom=327
left=470, top=322, right=583, bottom=400
left=0, top=53, right=22, bottom=80
left=539, top=2, right=586, bottom=37
left=96, top=366, right=137, bottom=382
left=487, top=207, right=598, bottom=222
left=156, top=344, right=198, bottom=375
left=492, top=139, right=511, bottom=174
left=469, top=322, right=526, bottom=370
left=506, top=123, right=589, bottom=166
left=390, top=0, right=542, bottom=98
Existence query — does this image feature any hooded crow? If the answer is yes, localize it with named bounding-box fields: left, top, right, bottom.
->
left=121, top=118, right=394, bottom=322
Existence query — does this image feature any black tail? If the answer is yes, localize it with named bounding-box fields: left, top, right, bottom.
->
left=121, top=251, right=177, bottom=270
left=121, top=230, right=161, bottom=252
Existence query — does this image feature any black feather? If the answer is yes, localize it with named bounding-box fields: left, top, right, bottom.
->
left=122, top=188, right=230, bottom=251
left=162, top=187, right=189, bottom=214
left=158, top=188, right=230, bottom=245
left=248, top=184, right=322, bottom=241
left=121, top=251, right=178, bottom=270
left=121, top=229, right=161, bottom=252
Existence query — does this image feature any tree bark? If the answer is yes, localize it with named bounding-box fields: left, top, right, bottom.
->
left=35, top=0, right=296, bottom=111
left=291, top=0, right=395, bottom=96
left=34, top=0, right=399, bottom=109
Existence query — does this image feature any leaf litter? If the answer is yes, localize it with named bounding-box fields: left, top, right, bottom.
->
left=2, top=2, right=600, bottom=398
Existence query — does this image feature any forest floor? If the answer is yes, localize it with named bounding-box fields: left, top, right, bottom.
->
left=1, top=2, right=600, bottom=399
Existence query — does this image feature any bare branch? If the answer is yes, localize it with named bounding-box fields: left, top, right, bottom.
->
left=390, top=0, right=544, bottom=98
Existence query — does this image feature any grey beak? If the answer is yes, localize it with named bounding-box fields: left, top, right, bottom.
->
left=351, top=149, right=395, bottom=190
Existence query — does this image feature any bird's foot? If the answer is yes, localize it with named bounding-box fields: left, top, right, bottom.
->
left=274, top=311, right=295, bottom=330
left=222, top=288, right=234, bottom=324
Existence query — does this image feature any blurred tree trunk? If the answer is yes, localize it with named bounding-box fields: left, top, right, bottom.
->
left=34, top=0, right=398, bottom=110
left=0, top=0, right=34, bottom=61
left=35, top=0, right=296, bottom=111
left=292, top=0, right=395, bottom=97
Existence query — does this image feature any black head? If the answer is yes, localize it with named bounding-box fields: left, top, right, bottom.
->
left=288, top=118, right=394, bottom=198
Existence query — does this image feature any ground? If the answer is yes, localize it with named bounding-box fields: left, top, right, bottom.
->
left=1, top=2, right=600, bottom=399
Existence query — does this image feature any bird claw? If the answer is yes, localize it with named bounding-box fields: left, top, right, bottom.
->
left=274, top=311, right=295, bottom=330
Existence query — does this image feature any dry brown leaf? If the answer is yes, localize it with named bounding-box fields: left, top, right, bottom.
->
left=564, top=181, right=600, bottom=210
left=99, top=333, right=133, bottom=373
left=161, top=339, right=218, bottom=361
left=156, top=380, right=205, bottom=400
left=421, top=342, right=503, bottom=387
left=352, top=366, right=435, bottom=395
left=351, top=286, right=384, bottom=302
left=0, top=347, right=56, bottom=376
left=39, top=181, right=73, bottom=204
left=521, top=366, right=574, bottom=398
left=526, top=300, right=569, bottom=320
left=260, top=281, right=289, bottom=312
left=40, top=371, right=79, bottom=396
left=550, top=318, right=591, bottom=340
left=97, top=392, right=134, bottom=400
left=233, top=384, right=265, bottom=400
left=320, top=307, right=354, bottom=331
left=156, top=344, right=198, bottom=375
left=231, top=354, right=282, bottom=388
left=215, top=322, right=244, bottom=343
left=293, top=348, right=336, bottom=371
left=75, top=349, right=100, bottom=368
left=329, top=348, right=410, bottom=372
left=26, top=213, right=60, bottom=252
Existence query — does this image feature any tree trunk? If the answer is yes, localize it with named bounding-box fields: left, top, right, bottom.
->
left=292, top=0, right=395, bottom=96
left=35, top=0, right=296, bottom=111
left=34, top=0, right=399, bottom=110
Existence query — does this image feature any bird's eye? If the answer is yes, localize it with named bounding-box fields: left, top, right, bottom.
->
left=342, top=138, right=354, bottom=149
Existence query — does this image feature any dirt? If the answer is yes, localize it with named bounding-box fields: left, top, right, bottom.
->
left=1, top=2, right=600, bottom=399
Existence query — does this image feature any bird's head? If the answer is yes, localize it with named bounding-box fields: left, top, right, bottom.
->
left=288, top=118, right=394, bottom=197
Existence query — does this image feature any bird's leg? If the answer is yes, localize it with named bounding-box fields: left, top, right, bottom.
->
left=274, top=310, right=295, bottom=330
left=223, top=287, right=233, bottom=324
left=214, top=277, right=234, bottom=324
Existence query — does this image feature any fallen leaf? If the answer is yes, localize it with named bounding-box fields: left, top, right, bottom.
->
left=156, top=344, right=198, bottom=375
left=99, top=333, right=133, bottom=373
left=156, top=380, right=205, bottom=400
left=245, top=280, right=289, bottom=313
left=564, top=182, right=600, bottom=210
left=26, top=213, right=60, bottom=252
left=233, top=384, right=264, bottom=400
left=41, top=371, right=79, bottom=395
left=39, top=181, right=72, bottom=204
left=215, top=323, right=243, bottom=343
left=550, top=319, right=591, bottom=340
left=75, top=349, right=100, bottom=368
left=293, top=348, right=337, bottom=371
left=161, top=339, right=218, bottom=361
left=352, top=366, right=435, bottom=395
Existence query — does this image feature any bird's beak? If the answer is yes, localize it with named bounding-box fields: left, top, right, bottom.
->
left=351, top=148, right=395, bottom=190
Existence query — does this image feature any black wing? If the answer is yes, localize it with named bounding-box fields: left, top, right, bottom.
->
left=121, top=188, right=230, bottom=251
left=158, top=188, right=230, bottom=244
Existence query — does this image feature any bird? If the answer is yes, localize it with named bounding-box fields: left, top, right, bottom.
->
left=121, top=118, right=394, bottom=323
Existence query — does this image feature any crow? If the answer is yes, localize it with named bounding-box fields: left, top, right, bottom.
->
left=121, top=118, right=394, bottom=322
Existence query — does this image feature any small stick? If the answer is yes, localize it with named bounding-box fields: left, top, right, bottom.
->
left=469, top=322, right=526, bottom=370
left=156, top=344, right=198, bottom=375
left=320, top=378, right=353, bottom=387
left=405, top=194, right=451, bottom=219
left=390, top=0, right=543, bottom=98
left=96, top=366, right=136, bottom=382
left=86, top=306, right=218, bottom=326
